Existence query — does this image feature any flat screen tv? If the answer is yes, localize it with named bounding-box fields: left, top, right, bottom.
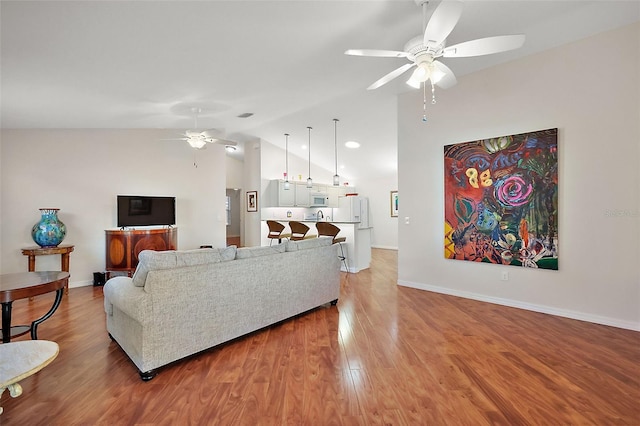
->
left=117, top=195, right=176, bottom=228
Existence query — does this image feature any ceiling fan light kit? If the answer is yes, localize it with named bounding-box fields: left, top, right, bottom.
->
left=345, top=0, right=525, bottom=121
left=187, top=136, right=208, bottom=149
left=406, top=62, right=446, bottom=88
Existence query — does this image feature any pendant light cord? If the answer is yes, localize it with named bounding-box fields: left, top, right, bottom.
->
left=307, top=126, right=313, bottom=188
left=307, top=127, right=312, bottom=179
left=333, top=118, right=340, bottom=186
left=285, top=133, right=289, bottom=180
left=334, top=119, right=338, bottom=175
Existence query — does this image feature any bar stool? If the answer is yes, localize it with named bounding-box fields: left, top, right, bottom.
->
left=289, top=221, right=311, bottom=241
left=315, top=222, right=349, bottom=272
left=266, top=220, right=291, bottom=246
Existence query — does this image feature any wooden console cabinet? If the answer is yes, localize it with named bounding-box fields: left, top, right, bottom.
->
left=105, top=228, right=177, bottom=277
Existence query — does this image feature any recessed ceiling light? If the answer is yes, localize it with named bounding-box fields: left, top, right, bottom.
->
left=345, top=141, right=360, bottom=149
left=301, top=145, right=307, bottom=150
left=225, top=145, right=237, bottom=152
left=237, top=112, right=254, bottom=118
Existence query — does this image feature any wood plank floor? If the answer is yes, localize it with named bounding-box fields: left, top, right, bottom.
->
left=2, top=249, right=639, bottom=425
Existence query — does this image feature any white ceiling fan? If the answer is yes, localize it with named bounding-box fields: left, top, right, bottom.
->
left=163, top=107, right=237, bottom=151
left=345, top=0, right=526, bottom=91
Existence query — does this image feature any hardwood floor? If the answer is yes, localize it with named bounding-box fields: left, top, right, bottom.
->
left=2, top=249, right=639, bottom=425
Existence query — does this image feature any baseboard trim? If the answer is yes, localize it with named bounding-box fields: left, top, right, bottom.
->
left=371, top=245, right=398, bottom=250
left=342, top=266, right=368, bottom=274
left=69, top=280, right=93, bottom=289
left=397, top=279, right=640, bottom=332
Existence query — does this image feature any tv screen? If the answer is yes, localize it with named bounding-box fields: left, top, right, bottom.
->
left=117, top=195, right=176, bottom=227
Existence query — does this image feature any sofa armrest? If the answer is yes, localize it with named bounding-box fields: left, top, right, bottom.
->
left=103, top=276, right=152, bottom=325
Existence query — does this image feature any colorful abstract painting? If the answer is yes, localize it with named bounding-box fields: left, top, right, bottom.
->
left=444, top=128, right=558, bottom=270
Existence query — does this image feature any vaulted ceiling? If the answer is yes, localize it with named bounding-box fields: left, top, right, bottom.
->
left=2, top=1, right=638, bottom=181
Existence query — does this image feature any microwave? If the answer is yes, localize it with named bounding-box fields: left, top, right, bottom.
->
left=309, top=193, right=329, bottom=207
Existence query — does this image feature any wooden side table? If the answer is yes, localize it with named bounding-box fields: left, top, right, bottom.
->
left=21, top=245, right=74, bottom=294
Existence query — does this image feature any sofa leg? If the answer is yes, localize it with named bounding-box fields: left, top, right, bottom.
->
left=330, top=299, right=338, bottom=306
left=139, top=370, right=157, bottom=381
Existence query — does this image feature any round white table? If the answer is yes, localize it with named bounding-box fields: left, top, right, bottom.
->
left=0, top=340, right=59, bottom=415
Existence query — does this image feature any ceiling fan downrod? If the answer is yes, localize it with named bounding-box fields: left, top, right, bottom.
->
left=420, top=1, right=429, bottom=33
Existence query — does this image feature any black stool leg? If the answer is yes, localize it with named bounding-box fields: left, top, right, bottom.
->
left=338, top=243, right=349, bottom=273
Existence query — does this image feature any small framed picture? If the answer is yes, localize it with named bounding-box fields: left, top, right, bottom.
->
left=390, top=190, right=398, bottom=217
left=247, top=191, right=258, bottom=212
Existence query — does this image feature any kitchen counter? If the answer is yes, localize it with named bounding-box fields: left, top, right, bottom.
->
left=274, top=219, right=362, bottom=224
left=260, top=220, right=371, bottom=273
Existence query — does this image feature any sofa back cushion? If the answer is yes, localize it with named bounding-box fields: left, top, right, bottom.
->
left=132, top=246, right=237, bottom=287
left=236, top=243, right=286, bottom=259
left=285, top=237, right=332, bottom=252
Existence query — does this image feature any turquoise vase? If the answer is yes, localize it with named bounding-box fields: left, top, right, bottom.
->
left=31, top=208, right=67, bottom=247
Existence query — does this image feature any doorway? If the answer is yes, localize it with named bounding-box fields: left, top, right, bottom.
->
left=226, top=188, right=241, bottom=247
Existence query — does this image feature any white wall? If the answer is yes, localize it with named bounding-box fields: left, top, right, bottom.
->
left=260, top=139, right=336, bottom=187
left=0, top=129, right=227, bottom=286
left=225, top=154, right=244, bottom=190
left=243, top=138, right=262, bottom=247
left=397, top=23, right=640, bottom=330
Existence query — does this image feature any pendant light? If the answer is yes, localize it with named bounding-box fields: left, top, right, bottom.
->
left=306, top=126, right=313, bottom=188
left=283, top=133, right=290, bottom=190
left=333, top=118, right=340, bottom=186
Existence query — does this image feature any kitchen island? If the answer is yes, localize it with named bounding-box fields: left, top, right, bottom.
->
left=260, top=220, right=371, bottom=273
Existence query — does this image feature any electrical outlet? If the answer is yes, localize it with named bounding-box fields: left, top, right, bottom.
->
left=404, top=216, right=410, bottom=225
left=501, top=271, right=509, bottom=281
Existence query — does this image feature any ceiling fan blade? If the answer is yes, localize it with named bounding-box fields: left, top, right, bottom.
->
left=432, top=60, right=457, bottom=89
left=207, top=138, right=237, bottom=146
left=345, top=49, right=408, bottom=58
left=443, top=34, right=526, bottom=58
left=424, top=0, right=463, bottom=47
left=201, top=128, right=225, bottom=139
left=367, top=63, right=415, bottom=90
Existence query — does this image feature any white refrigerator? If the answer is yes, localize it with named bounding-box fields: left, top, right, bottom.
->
left=335, top=196, right=369, bottom=228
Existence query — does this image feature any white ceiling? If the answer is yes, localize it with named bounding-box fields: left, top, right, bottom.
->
left=2, top=1, right=638, bottom=181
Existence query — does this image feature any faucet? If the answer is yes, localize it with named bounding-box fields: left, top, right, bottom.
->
left=316, top=210, right=324, bottom=221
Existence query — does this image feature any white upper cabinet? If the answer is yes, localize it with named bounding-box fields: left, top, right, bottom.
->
left=268, top=179, right=354, bottom=208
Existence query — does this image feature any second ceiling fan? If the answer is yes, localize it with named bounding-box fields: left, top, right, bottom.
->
left=345, top=0, right=526, bottom=91
left=163, top=107, right=237, bottom=150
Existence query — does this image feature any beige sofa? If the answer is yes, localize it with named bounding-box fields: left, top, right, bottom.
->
left=103, top=238, right=340, bottom=380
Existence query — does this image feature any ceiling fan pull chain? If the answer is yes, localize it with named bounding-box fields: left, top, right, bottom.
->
left=422, top=82, right=428, bottom=122
left=422, top=80, right=437, bottom=122
left=431, top=80, right=437, bottom=104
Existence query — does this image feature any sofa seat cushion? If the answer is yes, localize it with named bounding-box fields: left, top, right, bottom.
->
left=133, top=246, right=237, bottom=287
